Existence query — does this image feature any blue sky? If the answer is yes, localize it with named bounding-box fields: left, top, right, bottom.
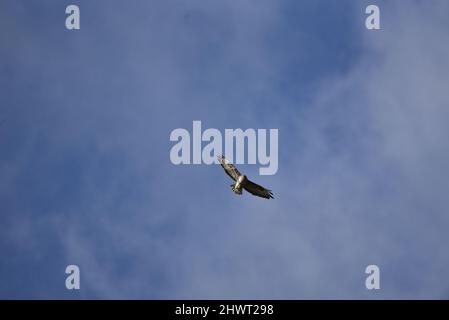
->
left=1, top=0, right=449, bottom=299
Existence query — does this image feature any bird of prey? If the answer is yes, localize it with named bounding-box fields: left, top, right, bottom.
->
left=217, top=155, right=274, bottom=199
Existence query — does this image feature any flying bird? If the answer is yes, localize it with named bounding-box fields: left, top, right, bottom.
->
left=217, top=155, right=274, bottom=199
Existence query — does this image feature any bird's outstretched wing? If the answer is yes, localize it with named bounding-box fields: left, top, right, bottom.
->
left=217, top=155, right=241, bottom=182
left=243, top=179, right=274, bottom=199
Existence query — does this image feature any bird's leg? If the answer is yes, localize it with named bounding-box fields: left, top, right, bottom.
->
left=231, top=183, right=242, bottom=195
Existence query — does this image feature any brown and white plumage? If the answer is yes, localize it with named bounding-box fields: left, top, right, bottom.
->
left=217, top=155, right=274, bottom=199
